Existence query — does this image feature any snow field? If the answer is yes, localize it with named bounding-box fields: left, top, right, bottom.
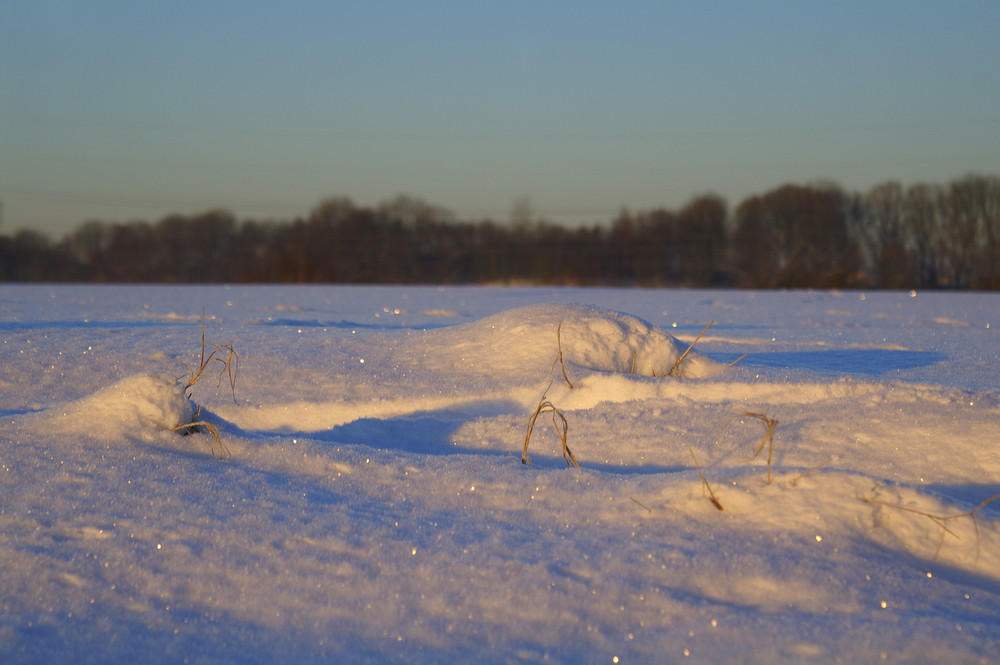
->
left=1, top=285, right=999, bottom=664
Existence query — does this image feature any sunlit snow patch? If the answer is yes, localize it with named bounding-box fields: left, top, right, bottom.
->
left=38, top=373, right=196, bottom=443
left=448, top=303, right=725, bottom=379
left=219, top=304, right=726, bottom=434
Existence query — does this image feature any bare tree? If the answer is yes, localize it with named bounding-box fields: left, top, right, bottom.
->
left=676, top=194, right=727, bottom=286
left=861, top=182, right=916, bottom=288
left=733, top=184, right=860, bottom=288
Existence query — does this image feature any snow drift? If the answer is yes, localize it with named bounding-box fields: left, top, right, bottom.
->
left=438, top=303, right=726, bottom=379
left=1, top=285, right=998, bottom=665
left=28, top=373, right=195, bottom=442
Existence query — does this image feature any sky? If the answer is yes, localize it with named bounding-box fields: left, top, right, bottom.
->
left=2, top=0, right=999, bottom=238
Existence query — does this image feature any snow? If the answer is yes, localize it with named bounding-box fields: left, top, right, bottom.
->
left=2, top=284, right=999, bottom=664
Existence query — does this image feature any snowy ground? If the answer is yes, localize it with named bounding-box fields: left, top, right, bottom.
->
left=2, top=285, right=999, bottom=664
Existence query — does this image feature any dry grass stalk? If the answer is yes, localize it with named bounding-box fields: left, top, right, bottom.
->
left=689, top=447, right=724, bottom=511
left=669, top=321, right=714, bottom=377
left=729, top=352, right=749, bottom=367
left=726, top=412, right=779, bottom=484
left=630, top=496, right=653, bottom=514
left=789, top=457, right=833, bottom=486
left=864, top=493, right=1000, bottom=564
left=554, top=321, right=574, bottom=389
left=184, top=310, right=239, bottom=403
left=171, top=418, right=231, bottom=459
left=173, top=310, right=238, bottom=459
left=522, top=384, right=579, bottom=468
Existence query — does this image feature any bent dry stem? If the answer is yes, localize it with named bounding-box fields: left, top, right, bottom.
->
left=522, top=385, right=579, bottom=469
left=555, top=320, right=574, bottom=389
left=689, top=447, right=724, bottom=511
left=174, top=310, right=239, bottom=459
left=864, top=493, right=1000, bottom=565
left=184, top=310, right=239, bottom=403
left=172, top=419, right=230, bottom=460
left=724, top=411, right=779, bottom=484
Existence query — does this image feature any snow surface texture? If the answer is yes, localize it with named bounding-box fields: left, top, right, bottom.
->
left=2, top=285, right=999, bottom=664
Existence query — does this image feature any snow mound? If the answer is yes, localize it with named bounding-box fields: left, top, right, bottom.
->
left=4, top=286, right=1000, bottom=664
left=219, top=304, right=725, bottom=436
left=443, top=303, right=725, bottom=379
left=41, top=373, right=195, bottom=441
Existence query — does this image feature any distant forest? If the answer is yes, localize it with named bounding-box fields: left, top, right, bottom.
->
left=2, top=175, right=999, bottom=289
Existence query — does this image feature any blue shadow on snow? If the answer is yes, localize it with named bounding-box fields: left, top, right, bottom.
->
left=734, top=349, right=946, bottom=376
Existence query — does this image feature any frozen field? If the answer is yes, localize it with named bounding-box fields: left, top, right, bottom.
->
left=1, top=284, right=999, bottom=664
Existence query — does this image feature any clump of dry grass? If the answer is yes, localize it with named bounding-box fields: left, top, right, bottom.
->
left=174, top=311, right=238, bottom=459
left=182, top=310, right=239, bottom=403
left=724, top=411, right=779, bottom=484
left=522, top=383, right=579, bottom=469
left=172, top=409, right=230, bottom=459
left=864, top=493, right=1000, bottom=564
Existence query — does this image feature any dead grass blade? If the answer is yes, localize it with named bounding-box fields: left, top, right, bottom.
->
left=789, top=457, right=833, bottom=486
left=522, top=383, right=579, bottom=469
left=630, top=496, right=653, bottom=514
left=184, top=309, right=239, bottom=404
left=729, top=352, right=749, bottom=367
left=689, top=447, right=724, bottom=511
left=864, top=493, right=1000, bottom=564
left=171, top=419, right=231, bottom=460
left=669, top=321, right=714, bottom=377
left=725, top=411, right=779, bottom=484
left=173, top=310, right=238, bottom=459
left=555, top=321, right=574, bottom=389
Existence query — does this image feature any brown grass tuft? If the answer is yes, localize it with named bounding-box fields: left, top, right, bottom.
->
left=725, top=412, right=779, bottom=484
left=171, top=418, right=231, bottom=459
left=183, top=309, right=239, bottom=403
left=522, top=383, right=579, bottom=469
left=173, top=310, right=238, bottom=459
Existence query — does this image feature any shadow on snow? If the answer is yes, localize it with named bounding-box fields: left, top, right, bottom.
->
left=736, top=349, right=946, bottom=375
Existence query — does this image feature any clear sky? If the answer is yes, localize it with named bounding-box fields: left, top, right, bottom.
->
left=2, top=0, right=998, bottom=237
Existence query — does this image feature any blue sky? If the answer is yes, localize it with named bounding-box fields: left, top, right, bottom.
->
left=2, top=0, right=998, bottom=237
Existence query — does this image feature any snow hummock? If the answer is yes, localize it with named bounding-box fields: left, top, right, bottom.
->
left=439, top=303, right=726, bottom=378
left=37, top=373, right=195, bottom=440
left=1, top=285, right=999, bottom=664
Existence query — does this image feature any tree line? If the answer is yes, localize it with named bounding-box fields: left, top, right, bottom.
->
left=2, top=175, right=998, bottom=289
